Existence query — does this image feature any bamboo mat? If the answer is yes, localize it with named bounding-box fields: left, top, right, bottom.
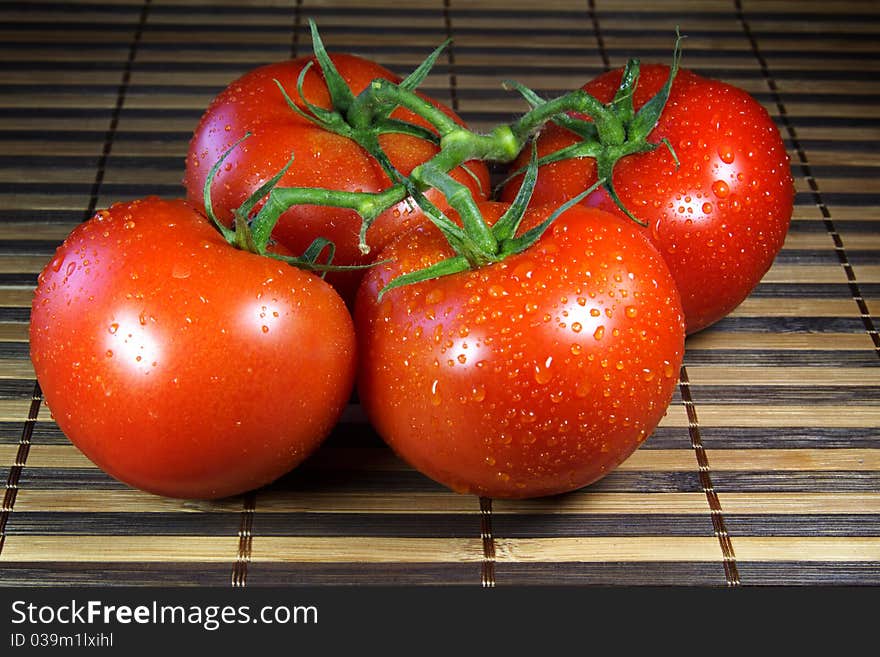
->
left=0, top=0, right=878, bottom=587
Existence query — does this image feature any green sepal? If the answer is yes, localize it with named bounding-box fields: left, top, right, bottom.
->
left=203, top=135, right=246, bottom=243
left=399, top=39, right=450, bottom=93
left=238, top=152, right=297, bottom=250
left=378, top=255, right=470, bottom=301
left=609, top=58, right=640, bottom=124
left=374, top=118, right=440, bottom=143
left=628, top=29, right=683, bottom=142
left=498, top=178, right=606, bottom=257
left=491, top=141, right=538, bottom=243
left=273, top=74, right=325, bottom=126
left=308, top=19, right=356, bottom=114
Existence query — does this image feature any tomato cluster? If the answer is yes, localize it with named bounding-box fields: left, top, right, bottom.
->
left=30, top=28, right=791, bottom=500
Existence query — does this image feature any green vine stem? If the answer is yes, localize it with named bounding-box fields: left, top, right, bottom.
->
left=210, top=22, right=685, bottom=287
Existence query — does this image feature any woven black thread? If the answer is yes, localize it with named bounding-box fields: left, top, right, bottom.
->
left=83, top=0, right=152, bottom=222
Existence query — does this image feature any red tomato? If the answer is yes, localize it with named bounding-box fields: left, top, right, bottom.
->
left=184, top=53, right=490, bottom=303
left=355, top=202, right=685, bottom=498
left=30, top=198, right=356, bottom=499
left=502, top=65, right=794, bottom=333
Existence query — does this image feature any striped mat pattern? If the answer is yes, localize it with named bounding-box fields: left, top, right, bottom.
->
left=0, top=0, right=878, bottom=586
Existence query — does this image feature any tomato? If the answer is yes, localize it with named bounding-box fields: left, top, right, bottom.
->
left=502, top=65, right=794, bottom=333
left=184, top=53, right=490, bottom=303
left=355, top=202, right=685, bottom=498
left=29, top=197, right=356, bottom=499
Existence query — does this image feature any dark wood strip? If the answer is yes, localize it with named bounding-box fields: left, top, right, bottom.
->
left=492, top=514, right=716, bottom=538
left=736, top=0, right=880, bottom=361
left=697, top=427, right=880, bottom=450
left=682, top=350, right=880, bottom=367
left=712, top=472, right=880, bottom=493
left=0, top=562, right=234, bottom=586
left=494, top=562, right=727, bottom=586
left=684, top=386, right=880, bottom=405
left=6, top=512, right=242, bottom=536
left=737, top=562, right=880, bottom=585
left=679, top=367, right=741, bottom=586
left=725, top=514, right=880, bottom=537
left=0, top=381, right=40, bottom=557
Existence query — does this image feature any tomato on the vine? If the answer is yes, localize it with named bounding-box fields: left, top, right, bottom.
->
left=355, top=202, right=685, bottom=498
left=502, top=65, right=794, bottom=333
left=30, top=197, right=356, bottom=499
left=184, top=53, right=490, bottom=302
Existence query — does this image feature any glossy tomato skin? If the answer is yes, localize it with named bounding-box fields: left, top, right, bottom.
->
left=184, top=53, right=490, bottom=303
left=502, top=65, right=794, bottom=333
left=355, top=203, right=685, bottom=498
left=30, top=198, right=356, bottom=499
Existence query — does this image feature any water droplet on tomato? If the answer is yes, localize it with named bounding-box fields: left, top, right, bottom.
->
left=593, top=325, right=605, bottom=340
left=471, top=386, right=486, bottom=402
left=702, top=202, right=713, bottom=214
left=108, top=323, right=118, bottom=334
left=712, top=180, right=730, bottom=198
left=430, top=379, right=442, bottom=405
left=571, top=322, right=583, bottom=333
left=172, top=263, right=190, bottom=279
left=261, top=325, right=269, bottom=333
left=718, top=146, right=735, bottom=164
left=105, top=350, right=113, bottom=358
left=124, top=221, right=136, bottom=229
left=65, top=262, right=76, bottom=276
left=570, top=343, right=583, bottom=356
left=625, top=306, right=638, bottom=319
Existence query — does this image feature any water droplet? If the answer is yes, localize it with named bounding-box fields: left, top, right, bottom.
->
left=570, top=343, right=583, bottom=356
left=124, top=220, right=136, bottom=229
left=425, top=288, right=444, bottom=305
left=430, top=379, right=442, bottom=406
left=593, top=325, right=605, bottom=341
left=534, top=357, right=553, bottom=384
left=663, top=361, right=675, bottom=378
left=625, top=306, right=638, bottom=319
left=712, top=180, right=730, bottom=198
left=108, top=323, right=118, bottom=334
left=105, top=350, right=114, bottom=358
left=571, top=322, right=583, bottom=333
left=261, top=325, right=269, bottom=333
left=471, top=386, right=486, bottom=402
left=488, top=285, right=506, bottom=298
left=590, top=308, right=601, bottom=317
left=65, top=262, right=77, bottom=276
left=718, top=146, right=735, bottom=164
left=642, top=368, right=655, bottom=381
left=172, top=263, right=190, bottom=279
left=524, top=301, right=539, bottom=315
left=138, top=312, right=147, bottom=326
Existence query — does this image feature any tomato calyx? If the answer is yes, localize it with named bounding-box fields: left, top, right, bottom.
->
left=272, top=20, right=453, bottom=184
left=378, top=148, right=605, bottom=298
left=502, top=30, right=685, bottom=226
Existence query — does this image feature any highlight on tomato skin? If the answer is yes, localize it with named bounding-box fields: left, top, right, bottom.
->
left=183, top=53, right=490, bottom=304
left=355, top=202, right=686, bottom=499
left=501, top=64, right=794, bottom=334
left=29, top=197, right=357, bottom=500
